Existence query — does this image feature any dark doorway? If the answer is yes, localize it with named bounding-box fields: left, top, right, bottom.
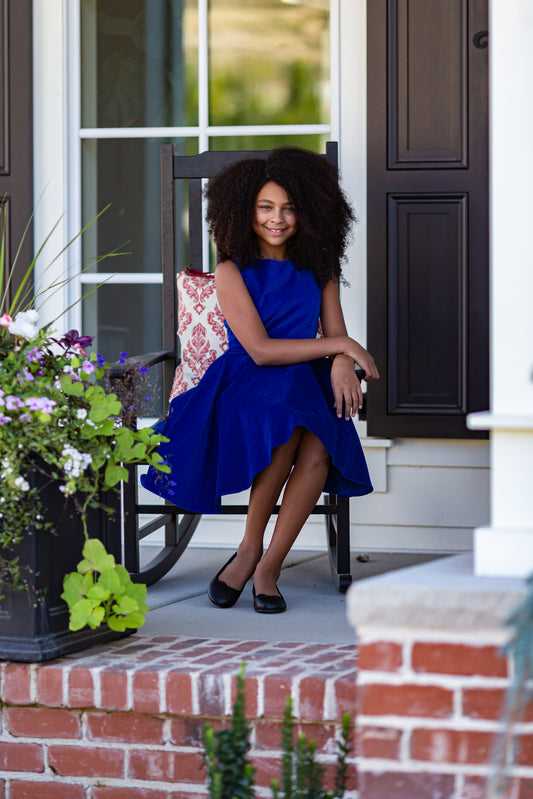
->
left=366, top=0, right=489, bottom=438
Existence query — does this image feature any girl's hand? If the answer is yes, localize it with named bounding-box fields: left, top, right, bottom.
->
left=331, top=354, right=364, bottom=420
left=341, top=339, right=380, bottom=382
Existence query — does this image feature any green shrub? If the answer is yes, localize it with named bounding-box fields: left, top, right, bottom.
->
left=203, top=664, right=352, bottom=799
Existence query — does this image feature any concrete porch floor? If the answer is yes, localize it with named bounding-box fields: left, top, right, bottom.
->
left=141, top=546, right=446, bottom=645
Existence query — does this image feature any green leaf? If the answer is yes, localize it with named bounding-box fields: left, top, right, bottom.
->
left=98, top=567, right=122, bottom=595
left=107, top=614, right=127, bottom=632
left=86, top=582, right=111, bottom=602
left=77, top=538, right=116, bottom=574
left=68, top=598, right=106, bottom=631
left=61, top=572, right=85, bottom=606
left=112, top=594, right=139, bottom=614
left=104, top=460, right=128, bottom=486
left=59, top=375, right=85, bottom=396
left=123, top=611, right=145, bottom=628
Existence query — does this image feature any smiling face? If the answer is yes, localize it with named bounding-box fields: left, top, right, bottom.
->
left=252, top=181, right=298, bottom=260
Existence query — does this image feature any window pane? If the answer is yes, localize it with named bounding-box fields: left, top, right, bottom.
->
left=81, top=0, right=198, bottom=128
left=82, top=137, right=197, bottom=275
left=208, top=0, right=330, bottom=127
left=209, top=133, right=328, bottom=153
left=82, top=283, right=162, bottom=362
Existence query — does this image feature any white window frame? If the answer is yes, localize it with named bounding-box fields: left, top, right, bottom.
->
left=61, top=0, right=340, bottom=333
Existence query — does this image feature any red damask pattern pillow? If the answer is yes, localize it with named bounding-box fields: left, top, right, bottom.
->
left=170, top=270, right=228, bottom=400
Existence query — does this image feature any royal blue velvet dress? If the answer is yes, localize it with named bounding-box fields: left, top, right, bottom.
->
left=141, top=258, right=372, bottom=512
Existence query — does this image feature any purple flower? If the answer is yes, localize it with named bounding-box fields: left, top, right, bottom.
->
left=57, top=329, right=94, bottom=351
left=27, top=346, right=43, bottom=363
left=19, top=413, right=31, bottom=422
left=119, top=351, right=129, bottom=364
left=0, top=413, right=10, bottom=425
left=25, top=397, right=57, bottom=413
left=82, top=360, right=95, bottom=374
left=5, top=396, right=25, bottom=411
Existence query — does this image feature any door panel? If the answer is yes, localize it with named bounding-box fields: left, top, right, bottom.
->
left=367, top=0, right=488, bottom=438
left=0, top=0, right=33, bottom=309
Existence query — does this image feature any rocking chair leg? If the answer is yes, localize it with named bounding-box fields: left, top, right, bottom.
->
left=326, top=494, right=352, bottom=592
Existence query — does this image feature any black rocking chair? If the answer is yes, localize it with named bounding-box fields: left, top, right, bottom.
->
left=118, top=141, right=361, bottom=592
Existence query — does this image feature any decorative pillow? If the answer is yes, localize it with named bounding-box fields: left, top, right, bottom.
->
left=170, top=270, right=228, bottom=400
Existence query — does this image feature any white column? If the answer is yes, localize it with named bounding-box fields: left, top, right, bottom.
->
left=467, top=0, right=533, bottom=577
left=32, top=0, right=70, bottom=333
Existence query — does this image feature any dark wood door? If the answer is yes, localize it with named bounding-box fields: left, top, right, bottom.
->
left=0, top=0, right=33, bottom=310
left=366, top=0, right=488, bottom=438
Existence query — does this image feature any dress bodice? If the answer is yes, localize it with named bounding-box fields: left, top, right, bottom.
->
left=225, top=259, right=322, bottom=354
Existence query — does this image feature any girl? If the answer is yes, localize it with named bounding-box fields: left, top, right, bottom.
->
left=142, top=146, right=379, bottom=614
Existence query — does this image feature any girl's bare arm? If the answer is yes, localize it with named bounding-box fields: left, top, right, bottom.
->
left=215, top=261, right=364, bottom=366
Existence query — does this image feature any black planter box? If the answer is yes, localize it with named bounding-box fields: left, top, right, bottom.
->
left=0, top=470, right=132, bottom=662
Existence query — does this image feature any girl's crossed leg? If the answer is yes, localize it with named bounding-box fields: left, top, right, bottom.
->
left=217, top=427, right=331, bottom=602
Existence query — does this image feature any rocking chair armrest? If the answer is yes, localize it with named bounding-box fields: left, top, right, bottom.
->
left=106, top=349, right=176, bottom=379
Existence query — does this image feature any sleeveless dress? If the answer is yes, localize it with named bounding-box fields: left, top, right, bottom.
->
left=141, top=258, right=373, bottom=512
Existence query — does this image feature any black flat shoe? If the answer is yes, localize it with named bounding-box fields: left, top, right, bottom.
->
left=253, top=585, right=287, bottom=614
left=208, top=553, right=245, bottom=608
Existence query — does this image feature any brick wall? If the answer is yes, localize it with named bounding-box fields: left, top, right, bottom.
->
left=0, top=636, right=358, bottom=798
left=355, top=633, right=533, bottom=799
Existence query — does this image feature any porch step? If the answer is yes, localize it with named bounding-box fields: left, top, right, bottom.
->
left=0, top=635, right=358, bottom=798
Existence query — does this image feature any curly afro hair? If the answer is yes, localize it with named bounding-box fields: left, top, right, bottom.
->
left=205, top=146, right=355, bottom=285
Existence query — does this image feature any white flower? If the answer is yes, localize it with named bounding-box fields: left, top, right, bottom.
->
left=13, top=476, right=30, bottom=492
left=76, top=408, right=88, bottom=420
left=8, top=310, right=40, bottom=339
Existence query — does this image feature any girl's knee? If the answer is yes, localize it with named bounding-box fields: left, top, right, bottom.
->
left=298, top=431, right=331, bottom=470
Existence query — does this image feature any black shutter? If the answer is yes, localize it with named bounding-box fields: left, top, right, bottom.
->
left=0, top=0, right=33, bottom=309
left=366, top=0, right=489, bottom=438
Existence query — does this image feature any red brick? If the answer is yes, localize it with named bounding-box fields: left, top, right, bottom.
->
left=132, top=669, right=161, bottom=713
left=358, top=683, right=453, bottom=718
left=252, top=754, right=282, bottom=788
left=166, top=670, right=193, bottom=714
left=68, top=667, right=95, bottom=708
left=7, top=707, right=81, bottom=739
left=357, top=725, right=403, bottom=759
left=170, top=793, right=209, bottom=799
left=263, top=675, right=293, bottom=719
left=92, top=789, right=167, bottom=799
left=334, top=677, right=356, bottom=717
left=359, top=770, right=455, bottom=799
left=170, top=716, right=206, bottom=748
left=519, top=779, right=533, bottom=799
left=462, top=687, right=506, bottom=721
left=11, top=782, right=85, bottom=799
left=358, top=641, right=403, bottom=672
left=515, top=733, right=533, bottom=768
left=48, top=745, right=124, bottom=778
left=254, top=719, right=284, bottom=751
left=460, top=775, right=489, bottom=799
left=35, top=665, right=64, bottom=707
left=100, top=668, right=129, bottom=710
left=128, top=750, right=205, bottom=783
left=412, top=642, right=508, bottom=677
left=322, top=761, right=358, bottom=793
left=0, top=742, right=43, bottom=772
left=3, top=664, right=32, bottom=704
left=411, top=728, right=494, bottom=764
left=87, top=711, right=164, bottom=744
left=230, top=674, right=258, bottom=718
left=298, top=722, right=340, bottom=753
left=299, top=676, right=326, bottom=721
left=197, top=673, right=225, bottom=715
